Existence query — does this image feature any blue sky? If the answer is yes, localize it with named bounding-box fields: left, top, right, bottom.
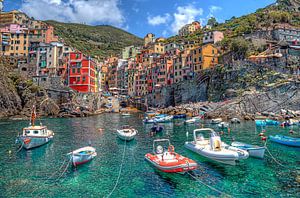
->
left=4, top=0, right=276, bottom=38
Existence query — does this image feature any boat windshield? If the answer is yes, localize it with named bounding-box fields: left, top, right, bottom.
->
left=211, top=132, right=220, bottom=138
left=196, top=133, right=205, bottom=141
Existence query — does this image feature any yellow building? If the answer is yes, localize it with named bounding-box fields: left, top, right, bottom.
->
left=192, top=44, right=218, bottom=72
left=0, top=10, right=30, bottom=25
left=1, top=29, right=29, bottom=57
left=153, top=37, right=165, bottom=54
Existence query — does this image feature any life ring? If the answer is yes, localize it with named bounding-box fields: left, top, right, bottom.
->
left=168, top=145, right=175, bottom=153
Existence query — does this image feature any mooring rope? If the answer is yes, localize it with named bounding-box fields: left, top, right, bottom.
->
left=16, top=141, right=24, bottom=153
left=265, top=146, right=285, bottom=167
left=55, top=158, right=72, bottom=182
left=106, top=140, right=127, bottom=198
left=187, top=171, right=230, bottom=197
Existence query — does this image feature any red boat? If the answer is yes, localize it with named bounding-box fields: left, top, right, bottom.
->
left=145, top=139, right=198, bottom=173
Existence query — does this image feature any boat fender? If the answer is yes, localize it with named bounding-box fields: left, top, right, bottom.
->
left=168, top=145, right=175, bottom=153
left=24, top=138, right=31, bottom=145
left=259, top=133, right=264, bottom=137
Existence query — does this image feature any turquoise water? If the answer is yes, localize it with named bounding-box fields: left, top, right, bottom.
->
left=0, top=114, right=299, bottom=197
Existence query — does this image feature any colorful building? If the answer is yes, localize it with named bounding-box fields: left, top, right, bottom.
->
left=144, top=33, right=155, bottom=47
left=203, top=31, right=224, bottom=44
left=0, top=24, right=29, bottom=57
left=192, top=44, right=219, bottom=72
left=68, top=52, right=97, bottom=93
left=0, top=10, right=30, bottom=25
left=178, top=21, right=201, bottom=36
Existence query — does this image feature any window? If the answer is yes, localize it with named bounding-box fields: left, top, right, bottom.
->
left=25, top=130, right=30, bottom=134
left=77, top=77, right=80, bottom=81
left=72, top=68, right=75, bottom=73
left=24, top=47, right=26, bottom=50
left=82, top=76, right=86, bottom=81
left=77, top=68, right=80, bottom=73
left=17, top=34, right=20, bottom=39
left=33, top=131, right=39, bottom=134
left=212, top=50, right=215, bottom=54
left=11, top=46, right=13, bottom=50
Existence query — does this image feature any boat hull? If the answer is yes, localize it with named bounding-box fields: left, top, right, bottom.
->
left=145, top=153, right=198, bottom=173
left=69, top=147, right=97, bottom=167
left=231, top=142, right=265, bottom=159
left=117, top=130, right=137, bottom=141
left=269, top=135, right=300, bottom=147
left=19, top=135, right=53, bottom=149
left=185, top=142, right=248, bottom=165
left=71, top=153, right=97, bottom=166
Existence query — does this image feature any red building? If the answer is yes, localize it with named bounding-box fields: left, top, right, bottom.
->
left=68, top=52, right=97, bottom=93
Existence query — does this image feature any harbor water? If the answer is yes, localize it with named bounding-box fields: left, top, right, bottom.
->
left=0, top=113, right=299, bottom=197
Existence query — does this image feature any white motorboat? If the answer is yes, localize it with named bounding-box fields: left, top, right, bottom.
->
left=117, top=125, right=138, bottom=141
left=231, top=142, right=265, bottom=159
left=218, top=122, right=229, bottom=128
left=16, top=105, right=54, bottom=149
left=230, top=118, right=241, bottom=123
left=121, top=112, right=131, bottom=116
left=67, top=146, right=97, bottom=166
left=185, top=128, right=249, bottom=165
left=211, top=118, right=222, bottom=124
left=143, top=115, right=173, bottom=124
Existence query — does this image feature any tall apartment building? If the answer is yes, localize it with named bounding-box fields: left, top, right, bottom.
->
left=68, top=52, right=97, bottom=93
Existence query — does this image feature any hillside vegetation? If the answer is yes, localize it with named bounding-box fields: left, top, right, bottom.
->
left=46, top=21, right=143, bottom=59
left=167, top=0, right=300, bottom=45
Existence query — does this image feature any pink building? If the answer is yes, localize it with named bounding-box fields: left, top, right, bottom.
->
left=203, top=31, right=224, bottom=44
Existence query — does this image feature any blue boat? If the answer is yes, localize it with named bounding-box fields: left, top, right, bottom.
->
left=255, top=120, right=266, bottom=126
left=173, top=114, right=187, bottom=119
left=265, top=119, right=279, bottom=125
left=269, top=135, right=300, bottom=147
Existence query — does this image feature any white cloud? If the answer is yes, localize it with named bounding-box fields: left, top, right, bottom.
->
left=162, top=30, right=168, bottom=37
left=209, top=5, right=222, bottom=14
left=147, top=14, right=171, bottom=26
left=171, top=4, right=203, bottom=34
left=20, top=0, right=125, bottom=27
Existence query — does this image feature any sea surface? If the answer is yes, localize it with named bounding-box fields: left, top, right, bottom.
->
left=0, top=113, right=299, bottom=197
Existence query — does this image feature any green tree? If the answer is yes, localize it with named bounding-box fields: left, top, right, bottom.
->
left=207, top=17, right=218, bottom=27
left=230, top=38, right=250, bottom=60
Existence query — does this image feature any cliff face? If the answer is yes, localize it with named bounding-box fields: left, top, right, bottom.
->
left=277, top=0, right=300, bottom=11
left=0, top=57, right=22, bottom=117
left=0, top=57, right=59, bottom=119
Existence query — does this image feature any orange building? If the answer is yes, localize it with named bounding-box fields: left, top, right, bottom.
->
left=192, top=44, right=218, bottom=72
